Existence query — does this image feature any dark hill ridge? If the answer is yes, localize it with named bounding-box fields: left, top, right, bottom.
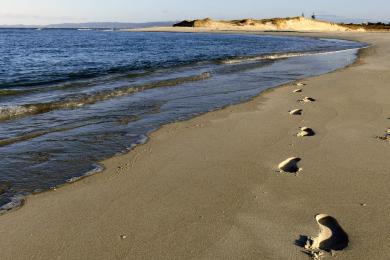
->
left=0, top=21, right=177, bottom=29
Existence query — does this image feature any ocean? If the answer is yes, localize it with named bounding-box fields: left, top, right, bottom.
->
left=0, top=29, right=366, bottom=212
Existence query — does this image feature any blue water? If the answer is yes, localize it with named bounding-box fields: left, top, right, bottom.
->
left=0, top=29, right=366, bottom=212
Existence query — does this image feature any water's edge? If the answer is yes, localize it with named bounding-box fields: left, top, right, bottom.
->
left=0, top=34, right=370, bottom=215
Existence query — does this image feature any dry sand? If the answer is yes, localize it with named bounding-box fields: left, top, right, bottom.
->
left=0, top=31, right=389, bottom=260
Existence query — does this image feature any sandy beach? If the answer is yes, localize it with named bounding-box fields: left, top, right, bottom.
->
left=0, top=31, right=389, bottom=259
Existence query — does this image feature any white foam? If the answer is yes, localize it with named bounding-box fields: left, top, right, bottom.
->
left=0, top=105, right=31, bottom=120
left=221, top=47, right=365, bottom=65
left=66, top=164, right=104, bottom=183
left=0, top=194, right=25, bottom=214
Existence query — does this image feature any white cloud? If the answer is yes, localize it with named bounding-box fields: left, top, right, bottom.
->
left=0, top=11, right=83, bottom=25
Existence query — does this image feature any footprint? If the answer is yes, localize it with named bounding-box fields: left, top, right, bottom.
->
left=296, top=214, right=349, bottom=258
left=298, top=97, right=316, bottom=103
left=289, top=109, right=303, bottom=115
left=297, top=127, right=316, bottom=137
left=293, top=89, right=303, bottom=93
left=278, top=157, right=302, bottom=173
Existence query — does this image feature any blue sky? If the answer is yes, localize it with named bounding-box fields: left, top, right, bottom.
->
left=1, top=0, right=389, bottom=25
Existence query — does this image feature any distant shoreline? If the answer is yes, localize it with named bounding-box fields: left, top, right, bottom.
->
left=0, top=21, right=176, bottom=29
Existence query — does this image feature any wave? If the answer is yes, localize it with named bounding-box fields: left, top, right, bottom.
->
left=220, top=52, right=304, bottom=64
left=0, top=89, right=26, bottom=97
left=0, top=164, right=104, bottom=214
left=219, top=48, right=362, bottom=65
left=0, top=67, right=150, bottom=89
left=0, top=52, right=309, bottom=89
left=0, top=194, right=25, bottom=214
left=0, top=60, right=198, bottom=89
left=0, top=114, right=145, bottom=148
left=66, top=164, right=104, bottom=183
left=0, top=125, right=85, bottom=148
left=0, top=48, right=358, bottom=90
left=0, top=72, right=211, bottom=122
left=0, top=106, right=34, bottom=121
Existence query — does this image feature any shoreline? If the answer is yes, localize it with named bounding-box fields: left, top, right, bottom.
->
left=0, top=31, right=389, bottom=259
left=0, top=32, right=365, bottom=214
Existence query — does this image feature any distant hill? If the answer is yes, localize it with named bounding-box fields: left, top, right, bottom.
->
left=0, top=21, right=177, bottom=29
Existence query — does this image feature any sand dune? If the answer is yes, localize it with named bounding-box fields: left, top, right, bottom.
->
left=173, top=17, right=366, bottom=32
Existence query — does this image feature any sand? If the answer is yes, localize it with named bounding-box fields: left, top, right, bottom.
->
left=0, top=31, right=389, bottom=260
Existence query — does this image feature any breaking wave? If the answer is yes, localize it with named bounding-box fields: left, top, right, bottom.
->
left=0, top=72, right=211, bottom=122
left=220, top=48, right=362, bottom=65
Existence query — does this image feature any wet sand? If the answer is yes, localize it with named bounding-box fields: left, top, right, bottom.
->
left=0, top=31, right=389, bottom=259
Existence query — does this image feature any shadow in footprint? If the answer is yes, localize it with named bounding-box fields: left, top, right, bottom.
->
left=295, top=235, right=309, bottom=247
left=316, top=215, right=349, bottom=252
left=298, top=97, right=316, bottom=103
left=296, top=214, right=349, bottom=257
left=289, top=109, right=303, bottom=115
left=295, top=236, right=316, bottom=257
left=297, top=127, right=316, bottom=137
left=278, top=157, right=302, bottom=173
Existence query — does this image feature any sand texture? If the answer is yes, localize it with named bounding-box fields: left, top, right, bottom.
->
left=0, top=32, right=389, bottom=259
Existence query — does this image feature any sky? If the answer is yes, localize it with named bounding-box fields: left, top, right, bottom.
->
left=1, top=0, right=389, bottom=25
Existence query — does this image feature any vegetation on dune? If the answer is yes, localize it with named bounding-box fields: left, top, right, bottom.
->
left=342, top=22, right=390, bottom=31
